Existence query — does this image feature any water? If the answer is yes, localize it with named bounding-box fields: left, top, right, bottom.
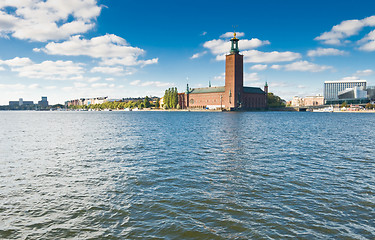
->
left=0, top=111, right=374, bottom=239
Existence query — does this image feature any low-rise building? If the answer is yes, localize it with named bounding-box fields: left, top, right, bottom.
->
left=291, top=95, right=324, bottom=107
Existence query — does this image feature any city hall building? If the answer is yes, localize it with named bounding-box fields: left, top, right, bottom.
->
left=178, top=33, right=268, bottom=110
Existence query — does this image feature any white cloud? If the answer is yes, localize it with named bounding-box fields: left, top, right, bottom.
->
left=0, top=57, right=84, bottom=80
left=240, top=50, right=301, bottom=63
left=204, top=38, right=270, bottom=55
left=45, top=86, right=57, bottom=90
left=91, top=83, right=111, bottom=88
left=0, top=0, right=102, bottom=42
left=355, top=69, right=373, bottom=76
left=307, top=48, right=348, bottom=57
left=105, top=78, right=115, bottom=81
left=130, top=80, right=172, bottom=87
left=87, top=77, right=101, bottom=83
left=0, top=57, right=33, bottom=67
left=0, top=83, right=26, bottom=90
left=244, top=72, right=260, bottom=82
left=270, top=65, right=282, bottom=70
left=28, top=84, right=40, bottom=89
left=91, top=66, right=124, bottom=75
left=37, top=34, right=158, bottom=67
left=358, top=29, right=375, bottom=51
left=74, top=82, right=88, bottom=88
left=220, top=32, right=245, bottom=38
left=283, top=61, right=333, bottom=72
left=130, top=80, right=141, bottom=86
left=201, top=31, right=207, bottom=36
left=213, top=73, right=225, bottom=81
left=0, top=66, right=4, bottom=71
left=190, top=51, right=207, bottom=59
left=315, top=15, right=375, bottom=45
left=339, top=76, right=361, bottom=81
left=250, top=64, right=268, bottom=71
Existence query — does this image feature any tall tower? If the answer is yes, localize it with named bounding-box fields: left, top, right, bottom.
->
left=225, top=32, right=243, bottom=109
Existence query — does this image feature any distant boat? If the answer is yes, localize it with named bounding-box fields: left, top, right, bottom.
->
left=124, top=108, right=132, bottom=111
left=323, top=105, right=334, bottom=112
left=133, top=108, right=139, bottom=111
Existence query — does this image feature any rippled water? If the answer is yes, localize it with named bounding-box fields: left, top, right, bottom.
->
left=0, top=111, right=374, bottom=239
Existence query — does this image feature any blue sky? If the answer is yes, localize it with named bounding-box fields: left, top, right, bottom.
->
left=1, top=0, right=375, bottom=104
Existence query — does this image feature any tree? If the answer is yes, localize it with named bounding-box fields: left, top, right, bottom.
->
left=144, top=96, right=151, bottom=108
left=365, top=103, right=373, bottom=109
left=267, top=93, right=285, bottom=108
left=155, top=98, right=160, bottom=108
left=173, top=87, right=178, bottom=108
left=341, top=101, right=348, bottom=108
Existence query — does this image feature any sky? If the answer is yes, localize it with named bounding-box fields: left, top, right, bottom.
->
left=1, top=0, right=375, bottom=105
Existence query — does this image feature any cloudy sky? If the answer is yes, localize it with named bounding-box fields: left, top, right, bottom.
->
left=1, top=0, right=375, bottom=104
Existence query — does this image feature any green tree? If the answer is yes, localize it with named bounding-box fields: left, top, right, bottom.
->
left=155, top=98, right=160, bottom=108
left=144, top=96, right=151, bottom=108
left=341, top=101, right=348, bottom=108
left=267, top=93, right=285, bottom=108
left=173, top=87, right=178, bottom=108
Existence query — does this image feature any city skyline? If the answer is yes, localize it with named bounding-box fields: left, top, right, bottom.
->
left=1, top=0, right=375, bottom=105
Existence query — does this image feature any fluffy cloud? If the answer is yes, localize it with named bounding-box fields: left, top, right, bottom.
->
left=307, top=48, right=348, bottom=57
left=130, top=80, right=172, bottom=87
left=315, top=16, right=375, bottom=45
left=0, top=83, right=26, bottom=90
left=37, top=34, right=158, bottom=67
left=190, top=51, right=207, bottom=59
left=358, top=30, right=375, bottom=51
left=355, top=69, right=373, bottom=76
left=91, top=66, right=125, bottom=75
left=240, top=50, right=301, bottom=63
left=220, top=32, right=245, bottom=38
left=91, top=83, right=115, bottom=88
left=0, top=0, right=102, bottom=41
left=283, top=61, right=333, bottom=72
left=0, top=57, right=84, bottom=80
left=204, top=38, right=270, bottom=55
left=244, top=72, right=260, bottom=82
left=250, top=64, right=268, bottom=71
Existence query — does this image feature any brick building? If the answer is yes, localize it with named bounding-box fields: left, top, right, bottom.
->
left=179, top=32, right=267, bottom=110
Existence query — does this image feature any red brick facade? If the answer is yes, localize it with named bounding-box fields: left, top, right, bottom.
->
left=178, top=37, right=267, bottom=110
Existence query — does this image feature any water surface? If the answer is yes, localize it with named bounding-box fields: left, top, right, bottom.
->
left=0, top=111, right=374, bottom=239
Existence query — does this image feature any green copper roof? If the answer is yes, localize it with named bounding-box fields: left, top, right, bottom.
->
left=243, top=87, right=265, bottom=94
left=190, top=86, right=225, bottom=94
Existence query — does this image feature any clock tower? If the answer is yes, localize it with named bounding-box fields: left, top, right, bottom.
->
left=225, top=32, right=243, bottom=109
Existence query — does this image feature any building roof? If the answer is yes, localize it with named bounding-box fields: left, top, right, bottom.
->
left=190, top=86, right=225, bottom=94
left=243, top=87, right=265, bottom=94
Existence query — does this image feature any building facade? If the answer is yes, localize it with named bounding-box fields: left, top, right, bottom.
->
left=38, top=96, right=49, bottom=108
left=179, top=33, right=267, bottom=110
left=324, top=80, right=367, bottom=101
left=338, top=86, right=367, bottom=100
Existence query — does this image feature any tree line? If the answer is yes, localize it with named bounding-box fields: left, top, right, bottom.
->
left=163, top=87, right=179, bottom=109
left=68, top=96, right=160, bottom=110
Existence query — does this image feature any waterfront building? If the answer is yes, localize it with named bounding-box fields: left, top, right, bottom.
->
left=324, top=80, right=366, bottom=101
left=178, top=32, right=267, bottom=110
left=9, top=98, right=34, bottom=107
left=338, top=86, right=367, bottom=100
left=291, top=95, right=324, bottom=107
left=38, top=96, right=49, bottom=108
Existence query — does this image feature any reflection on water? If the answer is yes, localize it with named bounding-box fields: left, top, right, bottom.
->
left=0, top=111, right=374, bottom=239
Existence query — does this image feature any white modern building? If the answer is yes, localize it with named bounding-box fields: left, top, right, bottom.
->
left=324, top=80, right=367, bottom=100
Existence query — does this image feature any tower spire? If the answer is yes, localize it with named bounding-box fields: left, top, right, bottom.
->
left=230, top=26, right=239, bottom=54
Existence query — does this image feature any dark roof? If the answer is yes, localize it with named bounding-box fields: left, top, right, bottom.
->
left=243, top=87, right=265, bottom=94
left=190, top=86, right=225, bottom=94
